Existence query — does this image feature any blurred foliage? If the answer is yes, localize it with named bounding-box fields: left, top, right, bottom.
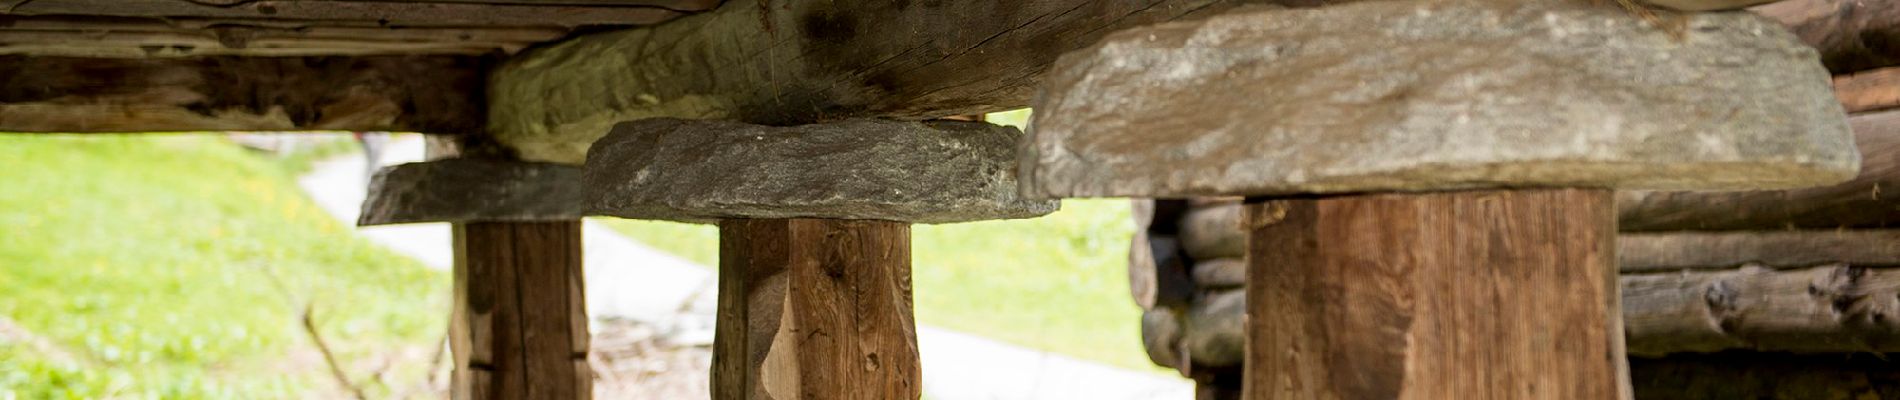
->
left=0, top=135, right=448, bottom=398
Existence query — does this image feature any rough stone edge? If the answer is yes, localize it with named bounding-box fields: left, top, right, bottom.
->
left=358, top=158, right=584, bottom=226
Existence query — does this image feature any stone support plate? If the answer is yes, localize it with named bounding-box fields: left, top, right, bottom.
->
left=358, top=158, right=583, bottom=225
left=1023, top=0, right=1859, bottom=199
left=587, top=118, right=1058, bottom=223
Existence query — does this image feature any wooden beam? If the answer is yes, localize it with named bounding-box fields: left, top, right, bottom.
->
left=1621, top=229, right=1900, bottom=272
left=487, top=0, right=1333, bottom=163
left=1, top=0, right=689, bottom=27
left=1619, top=109, right=1900, bottom=232
left=1755, top=0, right=1900, bottom=74
left=0, top=55, right=486, bottom=134
left=1837, top=67, right=1900, bottom=114
left=451, top=221, right=591, bottom=400
left=1244, top=189, right=1628, bottom=399
left=1624, top=263, right=1900, bottom=356
left=714, top=218, right=920, bottom=400
left=0, top=15, right=573, bottom=57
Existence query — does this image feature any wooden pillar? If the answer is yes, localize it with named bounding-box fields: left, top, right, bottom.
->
left=451, top=221, right=591, bottom=400
left=713, top=218, right=922, bottom=400
left=1242, top=189, right=1629, bottom=400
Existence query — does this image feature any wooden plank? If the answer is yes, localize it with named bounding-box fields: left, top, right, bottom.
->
left=1620, top=109, right=1900, bottom=231
left=451, top=221, right=591, bottom=400
left=488, top=0, right=1339, bottom=163
left=714, top=219, right=920, bottom=400
left=2, top=0, right=686, bottom=27
left=1243, top=189, right=1628, bottom=400
left=0, top=16, right=570, bottom=56
left=1621, top=230, right=1900, bottom=272
left=0, top=55, right=485, bottom=134
left=1837, top=67, right=1900, bottom=114
left=1754, top=0, right=1900, bottom=74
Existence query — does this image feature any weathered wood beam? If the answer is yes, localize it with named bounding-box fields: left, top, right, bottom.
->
left=1837, top=67, right=1900, bottom=113
left=1624, top=263, right=1900, bottom=356
left=0, top=16, right=572, bottom=56
left=1621, top=229, right=1900, bottom=272
left=488, top=0, right=1330, bottom=163
left=714, top=218, right=920, bottom=400
left=1245, top=190, right=1627, bottom=399
left=1755, top=0, right=1900, bottom=74
left=0, top=0, right=689, bottom=27
left=0, top=55, right=486, bottom=134
left=1620, top=109, right=1900, bottom=232
left=451, top=221, right=591, bottom=400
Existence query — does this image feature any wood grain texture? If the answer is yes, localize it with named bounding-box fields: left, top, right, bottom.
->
left=1243, top=189, right=1629, bottom=400
left=0, top=55, right=486, bottom=134
left=714, top=219, right=920, bottom=400
left=1621, top=230, right=1900, bottom=272
left=2, top=0, right=687, bottom=27
left=1129, top=199, right=1197, bottom=312
left=488, top=0, right=1351, bottom=163
left=1624, top=263, right=1900, bottom=356
left=1620, top=109, right=1899, bottom=231
left=1837, top=67, right=1900, bottom=114
left=1755, top=0, right=1900, bottom=74
left=451, top=221, right=591, bottom=400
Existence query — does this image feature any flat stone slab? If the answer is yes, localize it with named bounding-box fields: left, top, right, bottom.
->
left=1023, top=0, right=1859, bottom=198
left=359, top=158, right=583, bottom=225
left=586, top=118, right=1058, bottom=223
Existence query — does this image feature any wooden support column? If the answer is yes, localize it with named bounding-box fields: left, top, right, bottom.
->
left=451, top=221, right=591, bottom=400
left=713, top=218, right=921, bottom=400
left=1242, top=189, right=1629, bottom=399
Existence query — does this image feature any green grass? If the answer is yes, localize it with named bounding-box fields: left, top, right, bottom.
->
left=0, top=134, right=448, bottom=399
left=595, top=108, right=1156, bottom=371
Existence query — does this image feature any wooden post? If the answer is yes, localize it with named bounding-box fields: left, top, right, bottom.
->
left=1242, top=189, right=1629, bottom=400
left=451, top=221, right=591, bottom=400
left=713, top=218, right=922, bottom=400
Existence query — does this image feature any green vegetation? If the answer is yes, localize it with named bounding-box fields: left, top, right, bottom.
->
left=0, top=135, right=448, bottom=399
left=598, top=108, right=1157, bottom=371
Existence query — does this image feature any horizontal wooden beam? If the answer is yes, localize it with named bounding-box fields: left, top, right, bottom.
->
left=1623, top=262, right=1900, bottom=356
left=1755, top=0, right=1900, bottom=74
left=1621, top=230, right=1900, bottom=272
left=0, top=0, right=695, bottom=27
left=1836, top=67, right=1900, bottom=114
left=1619, top=109, right=1900, bottom=231
left=0, top=15, right=571, bottom=57
left=488, top=0, right=1322, bottom=163
left=0, top=55, right=487, bottom=134
left=1630, top=352, right=1900, bottom=399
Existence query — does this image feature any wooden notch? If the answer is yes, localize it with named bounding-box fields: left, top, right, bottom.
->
left=1243, top=189, right=1628, bottom=399
left=451, top=221, right=591, bottom=400
left=1836, top=68, right=1900, bottom=114
left=714, top=218, right=921, bottom=400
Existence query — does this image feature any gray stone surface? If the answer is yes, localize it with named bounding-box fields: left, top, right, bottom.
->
left=1024, top=0, right=1859, bottom=199
left=358, top=158, right=583, bottom=225
left=586, top=118, right=1058, bottom=223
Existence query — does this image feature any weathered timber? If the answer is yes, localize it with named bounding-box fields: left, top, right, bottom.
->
left=451, top=221, right=591, bottom=400
left=1190, top=258, right=1245, bottom=289
left=1, top=0, right=688, bottom=27
left=0, top=55, right=485, bottom=134
left=1183, top=288, right=1243, bottom=368
left=1179, top=201, right=1243, bottom=260
left=1836, top=68, right=1900, bottom=113
left=1620, top=109, right=1899, bottom=231
left=1621, top=230, right=1900, bottom=272
left=714, top=219, right=921, bottom=400
left=1755, top=0, right=1900, bottom=74
left=1646, top=0, right=1779, bottom=11
left=584, top=118, right=1056, bottom=224
left=1129, top=199, right=1196, bottom=311
left=359, top=159, right=583, bottom=226
left=1630, top=352, right=1900, bottom=399
left=488, top=0, right=1322, bottom=163
left=1193, top=369, right=1244, bottom=400
left=1624, top=263, right=1900, bottom=356
left=1141, top=307, right=1186, bottom=370
left=1024, top=1, right=1856, bottom=198
left=1244, top=189, right=1628, bottom=399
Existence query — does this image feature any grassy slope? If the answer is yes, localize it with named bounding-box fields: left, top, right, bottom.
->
left=0, top=135, right=447, bottom=398
left=596, top=109, right=1156, bottom=371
